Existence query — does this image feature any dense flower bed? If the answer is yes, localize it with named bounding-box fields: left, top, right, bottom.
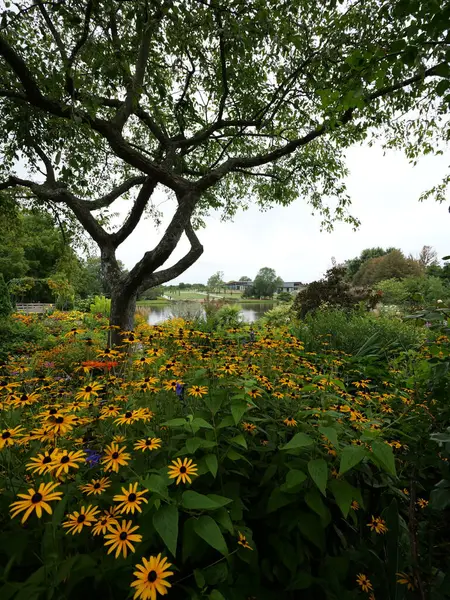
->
left=0, top=311, right=449, bottom=599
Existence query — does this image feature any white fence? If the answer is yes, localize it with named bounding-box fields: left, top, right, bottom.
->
left=15, top=303, right=54, bottom=314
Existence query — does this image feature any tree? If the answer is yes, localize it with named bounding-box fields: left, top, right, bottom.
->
left=0, top=273, right=12, bottom=317
left=239, top=276, right=252, bottom=282
left=0, top=1, right=449, bottom=340
left=253, top=268, right=283, bottom=298
left=353, top=250, right=423, bottom=286
left=418, top=245, right=438, bottom=268
left=346, top=247, right=397, bottom=280
left=207, top=271, right=225, bottom=292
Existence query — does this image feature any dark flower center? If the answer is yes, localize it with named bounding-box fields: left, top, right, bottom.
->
left=147, top=570, right=157, bottom=583
left=0, top=381, right=6, bottom=386
left=112, top=452, right=119, bottom=459
left=104, top=348, right=111, bottom=354
left=43, top=456, right=52, bottom=464
left=94, top=483, right=101, bottom=489
left=61, top=455, right=70, bottom=463
left=125, top=411, right=132, bottom=418
left=31, top=492, right=43, bottom=504
left=21, top=394, right=28, bottom=401
left=180, top=466, right=187, bottom=473
left=2, top=431, right=11, bottom=439
left=85, top=386, right=92, bottom=392
left=129, top=335, right=135, bottom=341
left=128, top=493, right=137, bottom=502
left=145, top=439, right=151, bottom=445
left=77, top=515, right=86, bottom=523
left=119, top=532, right=128, bottom=540
left=55, top=416, right=64, bottom=423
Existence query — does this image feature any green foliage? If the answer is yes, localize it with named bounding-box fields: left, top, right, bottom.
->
left=0, top=273, right=12, bottom=318
left=207, top=272, right=225, bottom=292
left=261, top=303, right=293, bottom=327
left=89, top=295, right=111, bottom=316
left=353, top=249, right=423, bottom=286
left=377, top=276, right=450, bottom=306
left=252, top=267, right=283, bottom=298
left=276, top=291, right=293, bottom=303
left=0, top=316, right=45, bottom=362
left=215, top=304, right=243, bottom=328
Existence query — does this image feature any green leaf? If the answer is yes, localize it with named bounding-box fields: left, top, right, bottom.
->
left=217, top=416, right=235, bottom=428
left=329, top=479, right=353, bottom=518
left=186, top=437, right=202, bottom=454
left=231, top=400, right=248, bottom=425
left=213, top=507, right=234, bottom=534
left=319, top=426, right=339, bottom=449
left=142, top=474, right=169, bottom=498
left=194, top=516, right=228, bottom=555
left=194, top=569, right=205, bottom=589
left=205, top=454, right=218, bottom=478
left=305, top=488, right=330, bottom=524
left=308, top=458, right=328, bottom=496
left=209, top=590, right=226, bottom=600
left=182, top=491, right=231, bottom=510
left=191, top=417, right=214, bottom=429
left=339, top=445, right=367, bottom=474
left=371, top=440, right=397, bottom=476
left=163, top=418, right=187, bottom=427
left=153, top=504, right=179, bottom=557
left=229, top=434, right=247, bottom=449
left=282, top=469, right=307, bottom=490
left=280, top=432, right=313, bottom=451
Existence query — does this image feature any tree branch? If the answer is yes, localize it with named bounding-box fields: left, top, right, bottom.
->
left=65, top=0, right=94, bottom=95
left=25, top=138, right=56, bottom=183
left=215, top=9, right=228, bottom=122
left=37, top=1, right=68, bottom=63
left=110, top=177, right=157, bottom=247
left=78, top=175, right=147, bottom=210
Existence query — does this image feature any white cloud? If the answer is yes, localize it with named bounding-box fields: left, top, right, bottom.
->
left=116, top=142, right=450, bottom=284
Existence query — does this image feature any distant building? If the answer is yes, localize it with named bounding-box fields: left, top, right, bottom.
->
left=226, top=280, right=253, bottom=291
left=277, top=281, right=306, bottom=294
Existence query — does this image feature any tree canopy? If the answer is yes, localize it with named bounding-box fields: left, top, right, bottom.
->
left=252, top=267, right=283, bottom=298
left=0, top=0, right=449, bottom=332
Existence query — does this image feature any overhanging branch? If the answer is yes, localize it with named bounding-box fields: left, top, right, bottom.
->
left=110, top=177, right=157, bottom=247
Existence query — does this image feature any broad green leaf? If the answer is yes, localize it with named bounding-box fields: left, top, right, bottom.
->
left=229, top=434, right=247, bottom=449
left=305, top=488, right=330, bottom=524
left=194, top=569, right=205, bottom=589
left=210, top=590, right=226, bottom=600
left=194, top=516, right=228, bottom=555
left=329, top=479, right=353, bottom=518
left=280, top=432, right=313, bottom=451
left=371, top=440, right=397, bottom=476
left=191, top=417, right=214, bottom=429
left=339, top=445, right=367, bottom=474
left=186, top=437, right=201, bottom=454
left=231, top=400, right=248, bottom=425
left=182, top=491, right=231, bottom=510
left=213, top=507, right=234, bottom=534
left=153, top=504, right=179, bottom=557
left=319, top=426, right=339, bottom=449
left=283, top=469, right=307, bottom=490
left=308, top=458, right=328, bottom=496
left=217, top=416, right=235, bottom=429
left=142, top=474, right=169, bottom=498
left=205, top=454, right=218, bottom=478
left=163, top=418, right=187, bottom=427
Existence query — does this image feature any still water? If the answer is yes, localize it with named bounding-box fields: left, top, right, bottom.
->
left=146, top=302, right=274, bottom=325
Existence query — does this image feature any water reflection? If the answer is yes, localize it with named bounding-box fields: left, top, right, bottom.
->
left=146, top=302, right=274, bottom=325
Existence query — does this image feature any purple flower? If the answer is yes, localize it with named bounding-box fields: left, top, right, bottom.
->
left=84, top=449, right=102, bottom=466
left=176, top=383, right=185, bottom=398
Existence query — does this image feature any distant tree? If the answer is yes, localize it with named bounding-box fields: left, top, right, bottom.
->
left=0, top=273, right=12, bottom=317
left=353, top=250, right=423, bottom=286
left=346, top=247, right=397, bottom=280
left=138, top=286, right=163, bottom=301
left=178, top=282, right=187, bottom=290
left=253, top=268, right=283, bottom=298
left=418, top=245, right=439, bottom=268
left=277, top=291, right=293, bottom=303
left=239, top=276, right=252, bottom=282
left=207, top=271, right=225, bottom=292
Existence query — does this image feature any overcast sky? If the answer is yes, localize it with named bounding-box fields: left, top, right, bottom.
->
left=114, top=142, right=450, bottom=285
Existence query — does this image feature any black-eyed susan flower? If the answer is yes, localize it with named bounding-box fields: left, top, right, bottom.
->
left=356, top=573, right=373, bottom=593
left=42, top=413, right=77, bottom=436
left=99, top=405, right=121, bottom=419
left=130, top=554, right=173, bottom=600
left=351, top=500, right=360, bottom=511
left=102, top=443, right=131, bottom=472
left=80, top=477, right=112, bottom=496
left=10, top=482, right=62, bottom=523
left=367, top=516, right=388, bottom=534
left=112, top=434, right=126, bottom=444
left=242, top=422, right=256, bottom=433
left=247, top=388, right=262, bottom=399
left=396, top=572, right=416, bottom=591
left=188, top=385, right=208, bottom=398
left=167, top=457, right=198, bottom=484
left=92, top=511, right=119, bottom=535
left=283, top=416, right=297, bottom=427
left=134, top=438, right=162, bottom=452
left=114, top=410, right=139, bottom=426
left=11, top=392, right=40, bottom=408
left=63, top=504, right=100, bottom=534
left=0, top=425, right=24, bottom=449
left=26, top=450, right=56, bottom=475
left=113, top=482, right=148, bottom=514
left=75, top=382, right=103, bottom=401
left=50, top=449, right=86, bottom=478
left=416, top=498, right=428, bottom=509
left=104, top=519, right=142, bottom=558
left=97, top=347, right=119, bottom=358
left=237, top=532, right=253, bottom=550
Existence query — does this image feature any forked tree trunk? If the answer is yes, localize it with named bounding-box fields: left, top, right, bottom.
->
left=109, top=288, right=137, bottom=347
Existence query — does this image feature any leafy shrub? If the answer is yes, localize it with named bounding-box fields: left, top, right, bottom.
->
left=276, top=291, right=293, bottom=303
left=0, top=273, right=12, bottom=317
left=0, top=315, right=45, bottom=362
left=295, top=308, right=425, bottom=357
left=215, top=304, right=243, bottom=328
left=261, top=303, right=293, bottom=327
left=89, top=295, right=111, bottom=316
left=74, top=296, right=94, bottom=312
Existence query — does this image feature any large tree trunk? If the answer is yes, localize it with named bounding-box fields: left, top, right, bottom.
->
left=109, top=287, right=137, bottom=346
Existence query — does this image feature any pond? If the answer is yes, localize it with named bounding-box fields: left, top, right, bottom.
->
left=146, top=302, right=274, bottom=325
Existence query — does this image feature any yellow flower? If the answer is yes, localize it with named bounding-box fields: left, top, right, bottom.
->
left=367, top=516, right=388, bottom=534
left=10, top=482, right=63, bottom=523
left=0, top=425, right=24, bottom=449
left=351, top=500, right=360, bottom=511
left=131, top=554, right=173, bottom=600
left=114, top=410, right=139, bottom=426
left=92, top=511, right=119, bottom=536
left=104, top=520, right=142, bottom=558
left=188, top=385, right=208, bottom=398
left=356, top=573, right=373, bottom=593
left=247, top=388, right=262, bottom=399
left=416, top=498, right=428, bottom=509
left=80, top=477, right=111, bottom=496
left=134, top=438, right=162, bottom=452
left=42, top=413, right=77, bottom=436
left=102, top=443, right=131, bottom=472
left=63, top=504, right=100, bottom=534
left=113, top=482, right=148, bottom=514
left=396, top=572, right=416, bottom=591
left=50, top=449, right=86, bottom=478
left=237, top=531, right=253, bottom=550
left=242, top=422, right=256, bottom=433
left=26, top=450, right=56, bottom=475
left=167, top=457, right=198, bottom=484
left=75, top=382, right=103, bottom=401
left=283, top=417, right=297, bottom=427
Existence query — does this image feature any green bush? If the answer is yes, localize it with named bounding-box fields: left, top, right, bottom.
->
left=0, top=317, right=45, bottom=362
left=0, top=273, right=12, bottom=317
left=89, top=295, right=111, bottom=316
left=294, top=308, right=426, bottom=357
left=261, top=303, right=293, bottom=327
left=215, top=304, right=243, bottom=328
